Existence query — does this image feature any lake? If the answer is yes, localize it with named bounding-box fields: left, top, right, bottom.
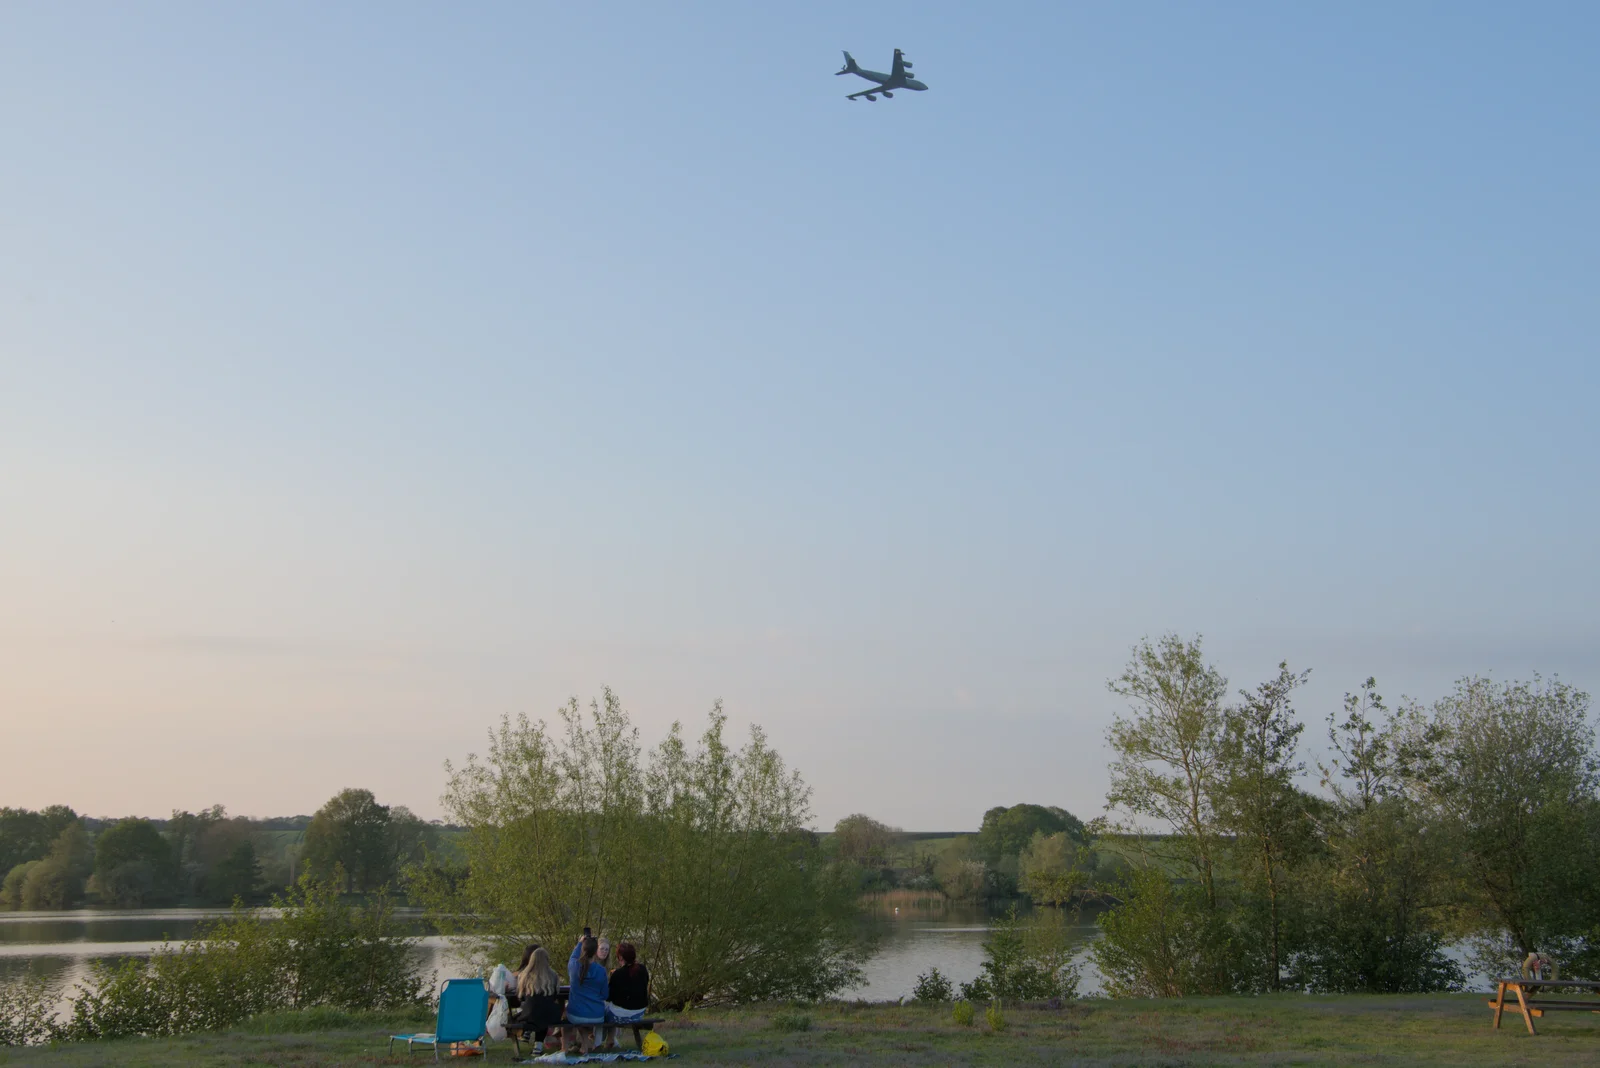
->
left=0, top=901, right=1109, bottom=1008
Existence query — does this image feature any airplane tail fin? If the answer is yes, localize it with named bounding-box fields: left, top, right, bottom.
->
left=836, top=50, right=859, bottom=75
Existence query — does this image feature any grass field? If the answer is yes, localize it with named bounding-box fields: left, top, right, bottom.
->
left=6, top=994, right=1600, bottom=1066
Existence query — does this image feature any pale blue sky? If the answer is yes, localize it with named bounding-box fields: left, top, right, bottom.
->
left=2, top=2, right=1596, bottom=827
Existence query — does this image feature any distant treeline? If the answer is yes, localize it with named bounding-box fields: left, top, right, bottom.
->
left=0, top=792, right=462, bottom=910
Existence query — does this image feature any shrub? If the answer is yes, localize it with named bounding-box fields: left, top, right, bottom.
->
left=0, top=973, right=60, bottom=1046
left=959, top=907, right=1081, bottom=1001
left=951, top=1000, right=975, bottom=1027
left=769, top=1011, right=811, bottom=1032
left=985, top=999, right=1006, bottom=1032
left=1091, top=868, right=1242, bottom=997
left=62, top=871, right=427, bottom=1041
left=911, top=966, right=953, bottom=1002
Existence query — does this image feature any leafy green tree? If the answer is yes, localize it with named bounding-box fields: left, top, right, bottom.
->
left=1402, top=676, right=1599, bottom=964
left=422, top=690, right=868, bottom=1008
left=0, top=863, right=40, bottom=911
left=303, top=789, right=394, bottom=893
left=975, top=804, right=1084, bottom=865
left=933, top=838, right=992, bottom=902
left=1018, top=832, right=1099, bottom=907
left=832, top=814, right=900, bottom=868
left=1293, top=677, right=1463, bottom=992
left=1105, top=634, right=1229, bottom=908
left=91, top=819, right=176, bottom=907
left=205, top=841, right=264, bottom=905
left=21, top=822, right=93, bottom=910
left=1091, top=866, right=1241, bottom=997
left=0, top=807, right=77, bottom=876
left=192, top=817, right=262, bottom=903
left=1294, top=797, right=1463, bottom=992
left=1216, top=662, right=1315, bottom=991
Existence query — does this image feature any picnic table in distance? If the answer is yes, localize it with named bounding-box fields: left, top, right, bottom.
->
left=1488, top=978, right=1600, bottom=1034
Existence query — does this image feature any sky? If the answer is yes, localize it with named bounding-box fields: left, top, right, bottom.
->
left=2, top=2, right=1597, bottom=830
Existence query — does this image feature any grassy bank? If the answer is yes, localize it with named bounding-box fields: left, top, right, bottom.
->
left=5, top=995, right=1600, bottom=1066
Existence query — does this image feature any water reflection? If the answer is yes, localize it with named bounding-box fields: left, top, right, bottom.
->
left=842, top=898, right=1106, bottom=1000
left=0, top=903, right=1107, bottom=1007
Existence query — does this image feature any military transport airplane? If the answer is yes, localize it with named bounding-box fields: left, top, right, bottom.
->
left=836, top=49, right=928, bottom=101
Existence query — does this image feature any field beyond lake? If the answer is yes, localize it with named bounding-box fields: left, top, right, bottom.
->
left=4, top=995, right=1600, bottom=1067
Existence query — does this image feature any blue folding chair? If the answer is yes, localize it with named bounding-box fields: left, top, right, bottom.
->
left=390, top=978, right=492, bottom=1061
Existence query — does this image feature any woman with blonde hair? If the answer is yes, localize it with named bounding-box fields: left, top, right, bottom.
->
left=511, top=946, right=564, bottom=1053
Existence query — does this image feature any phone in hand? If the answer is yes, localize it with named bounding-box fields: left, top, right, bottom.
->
left=582, top=927, right=592, bottom=938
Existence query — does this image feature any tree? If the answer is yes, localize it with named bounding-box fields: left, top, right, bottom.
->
left=975, top=804, right=1085, bottom=866
left=205, top=841, right=264, bottom=905
left=1216, top=662, right=1314, bottom=991
left=1, top=862, right=40, bottom=911
left=23, top=822, right=93, bottom=910
left=165, top=806, right=226, bottom=900
left=1018, top=831, right=1099, bottom=907
left=1091, top=866, right=1240, bottom=997
left=422, top=691, right=867, bottom=1008
left=303, top=789, right=395, bottom=894
left=0, top=806, right=78, bottom=877
left=1105, top=634, right=1229, bottom=908
left=1293, top=676, right=1462, bottom=992
left=91, top=819, right=176, bottom=908
left=832, top=814, right=900, bottom=868
left=933, top=838, right=992, bottom=902
left=1402, top=676, right=1599, bottom=964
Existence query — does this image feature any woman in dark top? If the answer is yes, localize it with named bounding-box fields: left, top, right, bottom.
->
left=601, top=941, right=650, bottom=1050
left=511, top=946, right=564, bottom=1053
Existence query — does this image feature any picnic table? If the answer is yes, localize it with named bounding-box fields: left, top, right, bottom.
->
left=1488, top=978, right=1600, bottom=1034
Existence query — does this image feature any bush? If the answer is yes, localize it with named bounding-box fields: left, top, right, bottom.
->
left=0, top=973, right=60, bottom=1046
left=911, top=966, right=953, bottom=1002
left=1091, top=868, right=1241, bottom=997
left=984, top=999, right=1006, bottom=1032
left=62, top=871, right=427, bottom=1041
left=769, top=1010, right=811, bottom=1032
left=952, top=1000, right=975, bottom=1027
left=959, top=907, right=1080, bottom=1001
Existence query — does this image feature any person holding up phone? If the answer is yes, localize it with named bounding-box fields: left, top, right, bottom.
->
left=564, top=933, right=609, bottom=1054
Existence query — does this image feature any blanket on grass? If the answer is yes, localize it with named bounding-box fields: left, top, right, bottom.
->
left=517, top=1053, right=673, bottom=1064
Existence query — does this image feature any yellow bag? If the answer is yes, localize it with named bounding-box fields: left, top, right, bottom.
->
left=640, top=1030, right=669, bottom=1057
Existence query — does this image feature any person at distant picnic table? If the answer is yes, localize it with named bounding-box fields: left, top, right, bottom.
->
left=600, top=941, right=651, bottom=1050
left=511, top=946, right=564, bottom=1054
left=565, top=934, right=609, bottom=1054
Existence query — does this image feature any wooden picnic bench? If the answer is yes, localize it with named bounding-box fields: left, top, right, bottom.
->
left=1488, top=978, right=1600, bottom=1034
left=496, top=987, right=660, bottom=1058
left=508, top=1015, right=663, bottom=1058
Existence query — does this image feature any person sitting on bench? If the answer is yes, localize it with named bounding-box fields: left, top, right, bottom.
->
left=565, top=934, right=609, bottom=1054
left=511, top=946, right=563, bottom=1053
left=601, top=941, right=651, bottom=1050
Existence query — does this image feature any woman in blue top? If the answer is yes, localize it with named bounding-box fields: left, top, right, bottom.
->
left=564, top=935, right=609, bottom=1054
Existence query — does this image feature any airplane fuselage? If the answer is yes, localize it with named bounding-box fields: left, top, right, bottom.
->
left=852, top=68, right=928, bottom=91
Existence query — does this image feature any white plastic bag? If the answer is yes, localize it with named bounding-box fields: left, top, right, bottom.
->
left=486, top=993, right=508, bottom=1041
left=489, top=964, right=512, bottom=996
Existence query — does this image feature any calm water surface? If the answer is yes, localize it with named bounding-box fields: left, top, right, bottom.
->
left=0, top=905, right=1494, bottom=1010
left=0, top=902, right=1106, bottom=1006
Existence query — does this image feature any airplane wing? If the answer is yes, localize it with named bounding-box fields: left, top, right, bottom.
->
left=892, top=49, right=910, bottom=79
left=847, top=84, right=893, bottom=100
